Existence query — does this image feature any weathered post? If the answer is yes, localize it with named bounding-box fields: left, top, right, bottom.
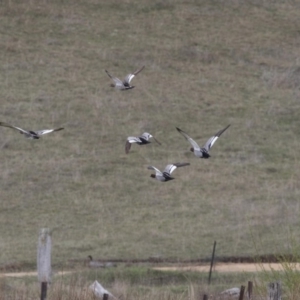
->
left=103, top=294, right=109, bottom=300
left=208, top=241, right=216, bottom=285
left=267, top=282, right=281, bottom=300
left=238, top=285, right=245, bottom=300
left=247, top=281, right=253, bottom=299
left=37, top=228, right=52, bottom=300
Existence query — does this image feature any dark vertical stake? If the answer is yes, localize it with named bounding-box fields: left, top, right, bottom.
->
left=103, top=293, right=109, bottom=300
left=247, top=281, right=253, bottom=300
left=208, top=241, right=216, bottom=285
left=41, top=282, right=47, bottom=300
left=239, top=285, right=245, bottom=300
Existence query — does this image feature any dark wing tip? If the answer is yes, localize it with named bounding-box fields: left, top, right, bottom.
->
left=153, top=136, right=161, bottom=145
left=125, top=140, right=131, bottom=154
left=216, top=124, right=231, bottom=137
left=55, top=127, right=64, bottom=132
left=105, top=70, right=113, bottom=78
left=174, top=162, right=190, bottom=168
left=133, top=65, right=145, bottom=75
left=176, top=127, right=184, bottom=133
left=176, top=127, right=189, bottom=138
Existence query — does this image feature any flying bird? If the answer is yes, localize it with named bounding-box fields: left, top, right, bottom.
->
left=148, top=163, right=190, bottom=182
left=0, top=122, right=64, bottom=139
left=125, top=132, right=161, bottom=154
left=105, top=66, right=145, bottom=90
left=176, top=124, right=230, bottom=158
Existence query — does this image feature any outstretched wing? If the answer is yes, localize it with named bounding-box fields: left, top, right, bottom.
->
left=163, top=163, right=190, bottom=175
left=147, top=166, right=163, bottom=177
left=124, top=65, right=145, bottom=85
left=127, top=136, right=142, bottom=143
left=36, top=127, right=64, bottom=136
left=141, top=132, right=161, bottom=145
left=176, top=127, right=200, bottom=151
left=140, top=132, right=152, bottom=141
left=125, top=136, right=143, bottom=154
left=0, top=122, right=29, bottom=134
left=203, top=124, right=230, bottom=151
left=105, top=70, right=124, bottom=88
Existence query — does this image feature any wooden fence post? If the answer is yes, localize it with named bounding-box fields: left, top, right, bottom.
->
left=103, top=293, right=109, bottom=300
left=267, top=282, right=281, bottom=300
left=238, top=285, right=245, bottom=300
left=37, top=228, right=52, bottom=300
left=247, top=281, right=253, bottom=299
left=208, top=241, right=216, bottom=285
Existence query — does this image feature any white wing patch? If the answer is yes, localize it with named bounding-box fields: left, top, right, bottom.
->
left=114, top=77, right=125, bottom=89
left=36, top=129, right=55, bottom=136
left=141, top=132, right=152, bottom=140
left=204, top=136, right=218, bottom=151
left=127, top=136, right=142, bottom=144
left=13, top=126, right=29, bottom=134
left=148, top=166, right=163, bottom=176
left=124, top=74, right=135, bottom=84
left=164, top=164, right=177, bottom=175
left=178, top=129, right=201, bottom=151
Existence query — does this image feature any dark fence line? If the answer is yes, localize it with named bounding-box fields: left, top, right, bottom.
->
left=68, top=253, right=299, bottom=265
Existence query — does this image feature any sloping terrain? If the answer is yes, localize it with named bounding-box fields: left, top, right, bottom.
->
left=0, top=0, right=300, bottom=265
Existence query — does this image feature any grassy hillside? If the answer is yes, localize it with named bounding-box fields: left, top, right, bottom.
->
left=0, top=0, right=300, bottom=266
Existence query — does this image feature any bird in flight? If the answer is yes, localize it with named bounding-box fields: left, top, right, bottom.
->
left=176, top=124, right=230, bottom=158
left=125, top=132, right=161, bottom=154
left=0, top=122, right=64, bottom=139
left=148, top=163, right=190, bottom=182
left=105, top=66, right=145, bottom=90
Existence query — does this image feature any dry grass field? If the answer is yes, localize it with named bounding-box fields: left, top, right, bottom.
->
left=0, top=0, right=300, bottom=269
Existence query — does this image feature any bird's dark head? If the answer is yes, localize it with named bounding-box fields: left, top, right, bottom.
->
left=190, top=147, right=194, bottom=153
left=110, top=83, right=115, bottom=87
left=88, top=255, right=93, bottom=261
left=150, top=174, right=156, bottom=179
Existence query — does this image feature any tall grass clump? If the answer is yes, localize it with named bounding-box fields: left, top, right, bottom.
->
left=253, top=232, right=300, bottom=300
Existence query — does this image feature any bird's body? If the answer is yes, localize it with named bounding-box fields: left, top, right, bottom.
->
left=125, top=132, right=161, bottom=154
left=176, top=125, right=230, bottom=158
left=87, top=255, right=105, bottom=268
left=105, top=66, right=145, bottom=90
left=0, top=122, right=64, bottom=139
left=148, top=163, right=190, bottom=182
left=87, top=256, right=116, bottom=268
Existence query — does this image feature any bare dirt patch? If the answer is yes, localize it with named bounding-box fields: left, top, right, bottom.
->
left=154, top=263, right=300, bottom=273
left=0, top=270, right=73, bottom=278
left=2, top=262, right=300, bottom=278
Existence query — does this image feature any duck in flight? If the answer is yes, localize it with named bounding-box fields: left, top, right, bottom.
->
left=176, top=124, right=230, bottom=158
left=125, top=132, right=161, bottom=154
left=0, top=122, right=64, bottom=139
left=105, top=66, right=145, bottom=90
left=148, top=163, right=190, bottom=182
